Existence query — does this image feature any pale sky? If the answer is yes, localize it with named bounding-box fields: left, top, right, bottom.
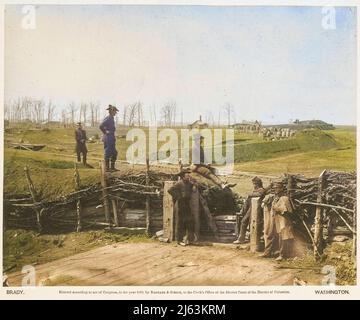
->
left=4, top=5, right=357, bottom=124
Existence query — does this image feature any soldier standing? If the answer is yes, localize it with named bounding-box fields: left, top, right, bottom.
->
left=233, top=177, right=266, bottom=244
left=168, top=168, right=198, bottom=246
left=191, top=134, right=227, bottom=188
left=99, top=105, right=119, bottom=172
left=260, top=181, right=294, bottom=261
left=75, top=122, right=88, bottom=166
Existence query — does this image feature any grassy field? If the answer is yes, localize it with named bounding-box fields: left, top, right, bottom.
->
left=3, top=125, right=356, bottom=285
left=3, top=125, right=356, bottom=199
left=235, top=128, right=356, bottom=175
left=4, top=149, right=100, bottom=200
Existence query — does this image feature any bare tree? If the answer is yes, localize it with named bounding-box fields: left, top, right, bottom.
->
left=149, top=104, right=157, bottom=126
left=5, top=97, right=57, bottom=124
left=78, top=102, right=88, bottom=125
left=22, top=97, right=31, bottom=122
left=61, top=109, right=66, bottom=127
left=89, top=101, right=100, bottom=127
left=82, top=103, right=88, bottom=125
left=223, top=103, right=235, bottom=127
left=4, top=101, right=10, bottom=122
left=68, top=102, right=77, bottom=125
left=14, top=98, right=22, bottom=122
left=126, top=103, right=137, bottom=127
left=33, top=99, right=45, bottom=123
left=138, top=101, right=144, bottom=126
left=46, top=100, right=56, bottom=123
left=122, top=105, right=127, bottom=126
left=95, top=104, right=99, bottom=125
left=205, top=110, right=215, bottom=127
left=123, top=101, right=144, bottom=127
left=160, top=101, right=177, bottom=127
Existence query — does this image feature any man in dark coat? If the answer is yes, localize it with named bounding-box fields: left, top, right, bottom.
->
left=99, top=105, right=119, bottom=172
left=168, top=168, right=198, bottom=246
left=261, top=181, right=294, bottom=260
left=233, top=176, right=266, bottom=244
left=75, top=122, right=88, bottom=166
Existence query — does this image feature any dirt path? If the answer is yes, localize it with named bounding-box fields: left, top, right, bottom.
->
left=6, top=242, right=321, bottom=286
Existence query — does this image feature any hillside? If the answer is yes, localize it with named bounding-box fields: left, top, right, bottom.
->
left=234, top=129, right=340, bottom=163
left=3, top=126, right=355, bottom=199
left=235, top=128, right=356, bottom=175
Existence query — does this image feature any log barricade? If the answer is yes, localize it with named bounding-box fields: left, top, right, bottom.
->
left=4, top=166, right=356, bottom=257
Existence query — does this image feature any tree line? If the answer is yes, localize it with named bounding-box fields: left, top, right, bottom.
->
left=4, top=97, right=237, bottom=127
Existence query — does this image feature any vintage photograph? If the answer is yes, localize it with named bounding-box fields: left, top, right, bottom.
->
left=2, top=3, right=357, bottom=288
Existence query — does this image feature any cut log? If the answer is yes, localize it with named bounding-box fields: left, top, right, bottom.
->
left=314, top=170, right=326, bottom=256
left=249, top=197, right=262, bottom=253
left=111, top=199, right=119, bottom=227
left=99, top=160, right=111, bottom=228
left=145, top=158, right=151, bottom=235
left=105, top=227, right=146, bottom=235
left=74, top=163, right=82, bottom=232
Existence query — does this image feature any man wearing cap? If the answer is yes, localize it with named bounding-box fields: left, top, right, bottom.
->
left=261, top=181, right=294, bottom=260
left=168, top=168, right=198, bottom=246
left=192, top=133, right=206, bottom=165
left=75, top=122, right=88, bottom=166
left=233, top=176, right=266, bottom=244
left=99, top=105, right=119, bottom=172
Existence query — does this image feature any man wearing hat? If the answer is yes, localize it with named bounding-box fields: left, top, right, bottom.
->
left=192, top=133, right=206, bottom=165
left=75, top=122, right=88, bottom=166
left=190, top=133, right=226, bottom=188
left=99, top=105, right=119, bottom=172
left=233, top=176, right=266, bottom=244
left=168, top=168, right=198, bottom=246
left=261, top=181, right=294, bottom=261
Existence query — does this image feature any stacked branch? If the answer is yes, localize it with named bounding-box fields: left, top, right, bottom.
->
left=4, top=171, right=176, bottom=231
left=281, top=171, right=356, bottom=253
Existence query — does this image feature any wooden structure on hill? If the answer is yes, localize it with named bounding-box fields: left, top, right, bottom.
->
left=188, top=115, right=209, bottom=129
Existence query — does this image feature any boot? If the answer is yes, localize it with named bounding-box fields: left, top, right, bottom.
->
left=233, top=221, right=247, bottom=244
left=110, top=161, right=120, bottom=172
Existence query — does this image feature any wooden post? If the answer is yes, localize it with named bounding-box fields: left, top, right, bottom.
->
left=249, top=197, right=262, bottom=252
left=145, top=158, right=151, bottom=235
left=74, top=163, right=82, bottom=232
left=111, top=199, right=119, bottom=227
left=99, top=160, right=111, bottom=228
left=352, top=204, right=356, bottom=259
left=163, top=181, right=176, bottom=241
left=314, top=170, right=326, bottom=257
left=24, top=166, right=42, bottom=233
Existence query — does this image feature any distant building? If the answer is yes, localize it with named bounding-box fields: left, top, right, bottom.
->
left=232, top=120, right=262, bottom=133
left=188, top=115, right=209, bottom=129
